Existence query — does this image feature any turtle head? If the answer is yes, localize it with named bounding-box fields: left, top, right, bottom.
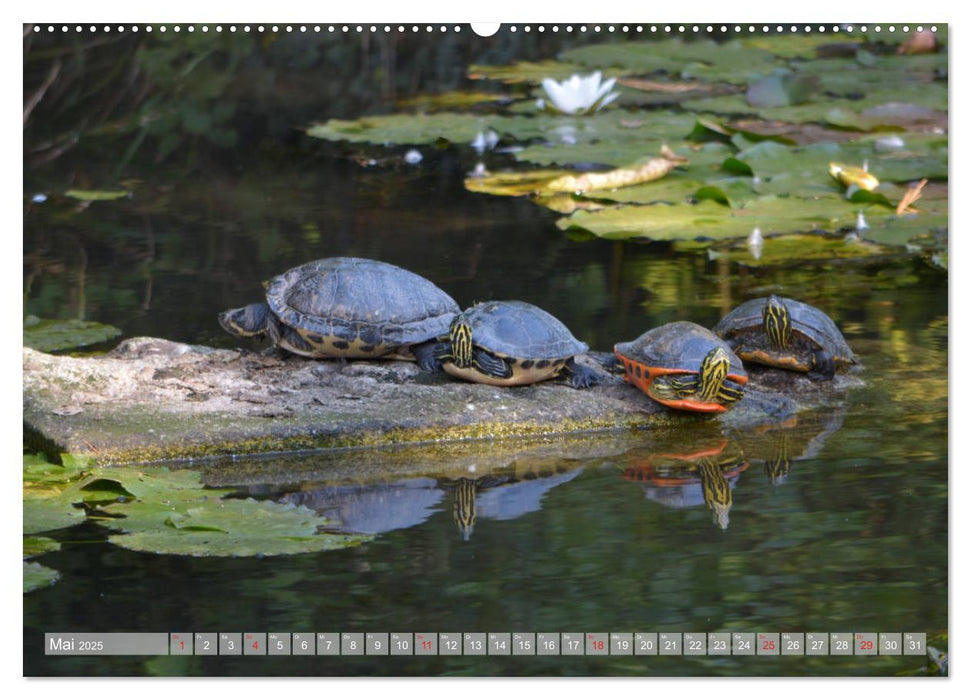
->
left=698, top=347, right=731, bottom=401
left=449, top=312, right=474, bottom=369
left=762, top=294, right=791, bottom=350
left=218, top=303, right=272, bottom=338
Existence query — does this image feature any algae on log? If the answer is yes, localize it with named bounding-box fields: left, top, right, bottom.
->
left=22, top=337, right=859, bottom=465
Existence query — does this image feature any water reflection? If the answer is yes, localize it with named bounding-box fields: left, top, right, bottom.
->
left=621, top=439, right=748, bottom=530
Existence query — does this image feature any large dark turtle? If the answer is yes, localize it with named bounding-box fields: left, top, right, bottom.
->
left=218, top=257, right=460, bottom=359
left=414, top=300, right=597, bottom=387
left=712, top=294, right=855, bottom=377
left=614, top=321, right=747, bottom=413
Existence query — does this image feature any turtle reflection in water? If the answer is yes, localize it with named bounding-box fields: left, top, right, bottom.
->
left=219, top=257, right=459, bottom=360
left=622, top=440, right=748, bottom=530
left=440, top=469, right=583, bottom=540
left=713, top=294, right=856, bottom=378
left=737, top=406, right=848, bottom=486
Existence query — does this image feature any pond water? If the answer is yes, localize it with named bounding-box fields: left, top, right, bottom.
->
left=23, top=28, right=947, bottom=676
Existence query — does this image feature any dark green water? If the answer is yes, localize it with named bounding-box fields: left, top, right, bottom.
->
left=23, top=28, right=947, bottom=676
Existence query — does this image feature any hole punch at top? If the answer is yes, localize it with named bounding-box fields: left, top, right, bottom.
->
left=471, top=23, right=500, bottom=37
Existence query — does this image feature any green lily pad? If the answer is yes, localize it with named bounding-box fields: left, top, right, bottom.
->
left=746, top=71, right=820, bottom=108
left=557, top=193, right=874, bottom=242
left=24, top=535, right=61, bottom=559
left=64, top=189, right=130, bottom=201
left=23, top=317, right=122, bottom=352
left=741, top=34, right=864, bottom=59
left=467, top=60, right=624, bottom=84
left=825, top=103, right=945, bottom=131
left=24, top=561, right=60, bottom=593
left=395, top=90, right=513, bottom=111
left=307, top=112, right=488, bottom=147
left=561, top=39, right=782, bottom=85
left=23, top=454, right=92, bottom=534
left=731, top=138, right=946, bottom=198
left=92, top=467, right=371, bottom=557
left=104, top=499, right=369, bottom=557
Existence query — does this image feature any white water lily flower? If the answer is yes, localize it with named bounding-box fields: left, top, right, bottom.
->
left=539, top=71, right=620, bottom=115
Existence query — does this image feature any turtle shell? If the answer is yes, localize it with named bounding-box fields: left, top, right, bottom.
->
left=712, top=296, right=855, bottom=372
left=613, top=321, right=747, bottom=413
left=265, top=257, right=459, bottom=358
left=462, top=300, right=588, bottom=360
left=614, top=321, right=747, bottom=377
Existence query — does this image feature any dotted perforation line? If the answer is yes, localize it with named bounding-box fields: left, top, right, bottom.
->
left=31, top=24, right=939, bottom=35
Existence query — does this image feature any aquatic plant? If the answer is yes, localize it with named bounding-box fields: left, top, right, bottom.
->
left=537, top=71, right=620, bottom=115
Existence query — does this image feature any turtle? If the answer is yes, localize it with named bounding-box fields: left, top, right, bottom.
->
left=712, top=294, right=856, bottom=378
left=614, top=321, right=747, bottom=413
left=413, top=300, right=598, bottom=388
left=218, top=257, right=460, bottom=359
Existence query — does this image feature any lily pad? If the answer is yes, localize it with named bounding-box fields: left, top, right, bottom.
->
left=746, top=71, right=820, bottom=108
left=395, top=90, right=513, bottom=111
left=731, top=138, right=946, bottom=198
left=23, top=317, right=122, bottom=352
left=64, top=189, right=130, bottom=201
left=561, top=40, right=782, bottom=85
left=24, top=535, right=61, bottom=558
left=23, top=454, right=92, bottom=534
left=24, top=561, right=60, bottom=593
left=467, top=60, right=625, bottom=84
left=307, top=112, right=488, bottom=147
left=92, top=467, right=371, bottom=557
left=557, top=193, right=868, bottom=242
left=741, top=34, right=864, bottom=60
left=104, top=498, right=369, bottom=557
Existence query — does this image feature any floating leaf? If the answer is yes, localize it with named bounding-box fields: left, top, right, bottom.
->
left=465, top=169, right=575, bottom=197
left=561, top=40, right=782, bottom=85
left=557, top=193, right=871, bottom=242
left=92, top=467, right=371, bottom=557
left=467, top=60, right=623, bottom=84
left=104, top=498, right=369, bottom=557
left=395, top=90, right=512, bottom=111
left=825, top=103, right=945, bottom=131
left=23, top=454, right=91, bottom=534
left=543, top=148, right=686, bottom=194
left=23, top=317, right=122, bottom=352
left=24, top=561, right=60, bottom=593
left=746, top=71, right=819, bottom=108
left=24, top=536, right=61, bottom=559
left=307, top=112, right=487, bottom=147
left=64, top=189, right=129, bottom=201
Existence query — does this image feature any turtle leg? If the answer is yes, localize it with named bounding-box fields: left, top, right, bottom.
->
left=561, top=358, right=600, bottom=389
left=472, top=348, right=513, bottom=379
left=598, top=354, right=627, bottom=376
left=412, top=341, right=451, bottom=373
left=809, top=349, right=836, bottom=380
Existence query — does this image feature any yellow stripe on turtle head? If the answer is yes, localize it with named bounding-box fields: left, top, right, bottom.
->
left=762, top=294, right=791, bottom=350
left=449, top=313, right=474, bottom=369
left=698, top=347, right=730, bottom=401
